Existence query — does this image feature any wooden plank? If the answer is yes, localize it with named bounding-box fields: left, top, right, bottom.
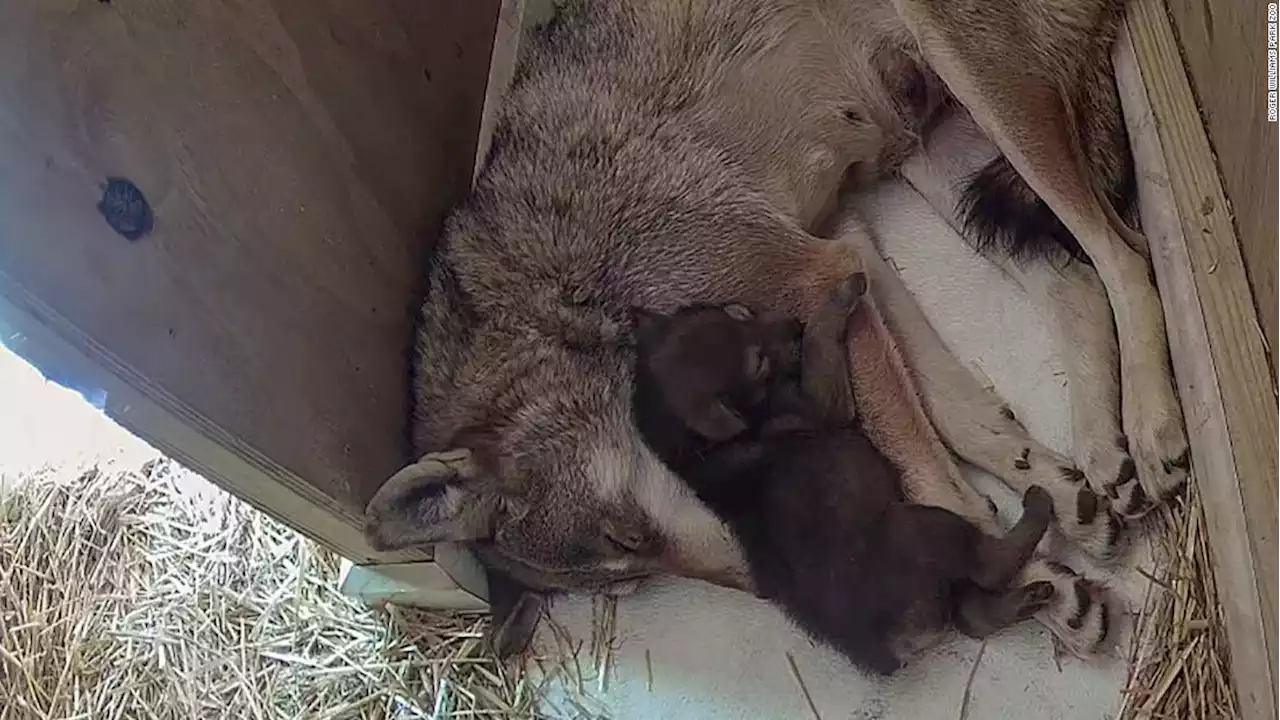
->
left=474, top=0, right=526, bottom=181
left=1163, top=0, right=1278, bottom=375
left=1121, top=5, right=1279, bottom=717
left=0, top=0, right=499, bottom=561
left=339, top=558, right=488, bottom=612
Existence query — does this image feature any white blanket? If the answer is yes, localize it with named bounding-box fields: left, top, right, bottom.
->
left=535, top=176, right=1144, bottom=720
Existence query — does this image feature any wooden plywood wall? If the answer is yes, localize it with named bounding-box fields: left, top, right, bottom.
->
left=0, top=0, right=499, bottom=561
left=1164, top=0, right=1279, bottom=376
left=1125, top=0, right=1278, bottom=714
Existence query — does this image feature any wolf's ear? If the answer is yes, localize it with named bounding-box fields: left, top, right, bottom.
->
left=364, top=449, right=498, bottom=550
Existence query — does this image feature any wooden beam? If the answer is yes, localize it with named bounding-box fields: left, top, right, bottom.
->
left=1120, top=4, right=1279, bottom=717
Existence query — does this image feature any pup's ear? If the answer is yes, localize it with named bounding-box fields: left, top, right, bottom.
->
left=630, top=307, right=670, bottom=345
left=483, top=566, right=545, bottom=660
left=722, top=304, right=754, bottom=322
left=684, top=398, right=749, bottom=441
left=364, top=449, right=498, bottom=550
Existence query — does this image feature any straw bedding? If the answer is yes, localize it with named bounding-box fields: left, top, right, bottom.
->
left=0, top=459, right=563, bottom=720
left=1117, top=477, right=1239, bottom=719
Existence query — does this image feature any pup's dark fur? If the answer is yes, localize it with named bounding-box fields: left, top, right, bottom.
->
left=481, top=564, right=546, bottom=661
left=632, top=280, right=1055, bottom=674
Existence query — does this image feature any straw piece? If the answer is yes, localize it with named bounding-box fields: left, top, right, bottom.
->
left=958, top=640, right=987, bottom=720
left=593, top=596, right=618, bottom=695
left=644, top=649, right=653, bottom=693
left=785, top=652, right=822, bottom=720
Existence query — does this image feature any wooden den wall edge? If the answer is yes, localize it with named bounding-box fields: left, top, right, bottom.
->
left=1121, top=3, right=1279, bottom=717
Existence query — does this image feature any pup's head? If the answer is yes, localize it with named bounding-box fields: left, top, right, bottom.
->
left=632, top=303, right=802, bottom=442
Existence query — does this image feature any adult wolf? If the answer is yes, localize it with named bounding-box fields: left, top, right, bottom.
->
left=364, top=0, right=1186, bottom=657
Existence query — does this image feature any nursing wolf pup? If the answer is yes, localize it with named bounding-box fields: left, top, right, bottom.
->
left=631, top=278, right=1055, bottom=675
left=365, top=0, right=1186, bottom=656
